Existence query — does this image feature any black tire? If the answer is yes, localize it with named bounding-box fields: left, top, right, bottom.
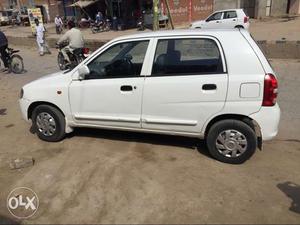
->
left=206, top=119, right=257, bottom=164
left=32, top=105, right=66, bottom=142
left=10, top=54, right=24, bottom=74
left=57, top=52, right=66, bottom=70
left=91, top=27, right=97, bottom=34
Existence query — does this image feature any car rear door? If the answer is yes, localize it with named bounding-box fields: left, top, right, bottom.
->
left=141, top=36, right=228, bottom=134
left=69, top=39, right=151, bottom=129
left=222, top=10, right=239, bottom=28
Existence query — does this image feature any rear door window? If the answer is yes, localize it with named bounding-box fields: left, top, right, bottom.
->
left=151, top=38, right=224, bottom=76
left=223, top=11, right=237, bottom=19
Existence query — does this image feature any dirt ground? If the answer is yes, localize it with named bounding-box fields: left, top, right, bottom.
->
left=0, top=47, right=299, bottom=224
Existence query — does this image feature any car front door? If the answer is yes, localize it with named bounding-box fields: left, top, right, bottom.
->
left=204, top=12, right=223, bottom=28
left=69, top=39, right=150, bottom=129
left=141, top=37, right=228, bottom=134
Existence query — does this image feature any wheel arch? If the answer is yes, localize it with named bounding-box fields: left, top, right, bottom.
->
left=27, top=101, right=65, bottom=120
left=235, top=25, right=244, bottom=29
left=204, top=113, right=262, bottom=149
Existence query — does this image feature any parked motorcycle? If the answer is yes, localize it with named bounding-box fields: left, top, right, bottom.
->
left=91, top=19, right=111, bottom=33
left=56, top=42, right=89, bottom=70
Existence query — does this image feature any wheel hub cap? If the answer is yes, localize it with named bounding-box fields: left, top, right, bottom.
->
left=36, top=112, right=56, bottom=136
left=216, top=129, right=248, bottom=158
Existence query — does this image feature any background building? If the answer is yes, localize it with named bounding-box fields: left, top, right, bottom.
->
left=214, top=0, right=300, bottom=18
left=0, top=0, right=299, bottom=25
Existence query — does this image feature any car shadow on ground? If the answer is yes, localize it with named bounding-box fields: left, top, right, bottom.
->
left=70, top=128, right=212, bottom=158
left=277, top=181, right=300, bottom=214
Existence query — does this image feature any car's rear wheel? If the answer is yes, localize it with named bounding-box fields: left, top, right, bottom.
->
left=32, top=105, right=66, bottom=142
left=206, top=119, right=257, bottom=164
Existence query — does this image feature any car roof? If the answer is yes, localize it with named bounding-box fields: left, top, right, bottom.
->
left=214, top=8, right=244, bottom=13
left=113, top=29, right=242, bottom=41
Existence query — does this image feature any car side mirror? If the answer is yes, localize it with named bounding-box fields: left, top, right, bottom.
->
left=78, top=65, right=90, bottom=80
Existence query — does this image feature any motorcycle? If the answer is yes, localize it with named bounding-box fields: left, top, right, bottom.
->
left=91, top=19, right=111, bottom=33
left=56, top=42, right=89, bottom=70
left=0, top=47, right=24, bottom=74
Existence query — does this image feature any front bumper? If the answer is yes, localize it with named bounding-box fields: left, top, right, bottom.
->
left=19, top=98, right=31, bottom=122
left=250, top=104, right=281, bottom=141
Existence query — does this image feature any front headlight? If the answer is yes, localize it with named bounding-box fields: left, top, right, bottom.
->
left=20, top=88, right=24, bottom=99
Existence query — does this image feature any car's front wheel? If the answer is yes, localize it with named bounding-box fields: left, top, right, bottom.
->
left=32, top=105, right=66, bottom=142
left=206, top=119, right=257, bottom=164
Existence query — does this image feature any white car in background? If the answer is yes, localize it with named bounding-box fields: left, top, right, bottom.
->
left=19, top=29, right=279, bottom=164
left=0, top=11, right=10, bottom=25
left=190, top=9, right=250, bottom=30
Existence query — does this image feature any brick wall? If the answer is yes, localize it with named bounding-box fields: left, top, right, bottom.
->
left=162, top=0, right=213, bottom=25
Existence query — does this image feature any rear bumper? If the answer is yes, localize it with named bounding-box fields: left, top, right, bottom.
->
left=250, top=104, right=280, bottom=141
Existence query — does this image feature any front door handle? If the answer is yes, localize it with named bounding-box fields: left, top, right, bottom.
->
left=202, top=84, right=217, bottom=90
left=120, top=85, right=133, bottom=92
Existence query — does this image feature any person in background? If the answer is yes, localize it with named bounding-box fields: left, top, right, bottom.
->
left=95, top=11, right=103, bottom=24
left=57, top=20, right=84, bottom=65
left=0, top=29, right=9, bottom=72
left=55, top=15, right=63, bottom=34
left=34, top=18, right=51, bottom=56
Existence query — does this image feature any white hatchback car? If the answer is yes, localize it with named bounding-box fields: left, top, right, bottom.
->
left=190, top=9, right=250, bottom=30
left=19, top=29, right=280, bottom=164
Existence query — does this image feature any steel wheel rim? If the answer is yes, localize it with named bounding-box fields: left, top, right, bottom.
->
left=216, top=129, right=248, bottom=158
left=36, top=112, right=56, bottom=136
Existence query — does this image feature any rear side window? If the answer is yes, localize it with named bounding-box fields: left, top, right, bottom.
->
left=152, top=38, right=224, bottom=76
left=223, top=11, right=237, bottom=19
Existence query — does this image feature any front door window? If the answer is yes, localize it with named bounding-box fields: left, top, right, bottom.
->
left=86, top=40, right=149, bottom=79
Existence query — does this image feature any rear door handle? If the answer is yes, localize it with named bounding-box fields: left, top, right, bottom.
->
left=202, top=84, right=217, bottom=90
left=120, top=85, right=133, bottom=92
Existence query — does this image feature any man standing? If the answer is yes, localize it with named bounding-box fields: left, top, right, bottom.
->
left=35, top=18, right=51, bottom=56
left=55, top=15, right=63, bottom=34
left=0, top=29, right=9, bottom=72
left=57, top=20, right=84, bottom=65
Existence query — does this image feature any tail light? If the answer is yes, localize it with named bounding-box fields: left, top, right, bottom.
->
left=262, top=73, right=278, bottom=106
left=244, top=16, right=249, bottom=23
left=83, top=48, right=89, bottom=55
